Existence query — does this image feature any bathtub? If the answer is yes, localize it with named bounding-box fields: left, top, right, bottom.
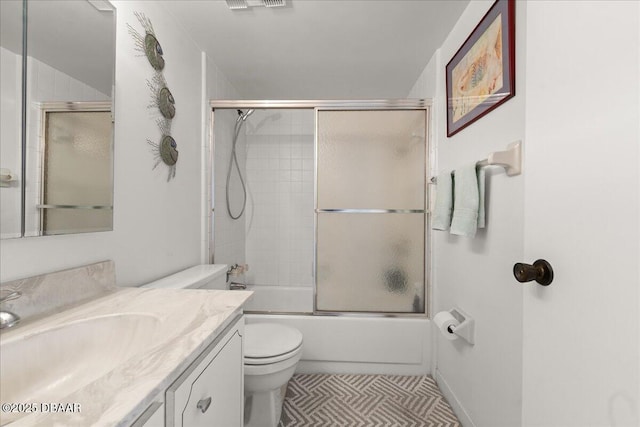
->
left=243, top=285, right=432, bottom=376
left=242, top=284, right=314, bottom=313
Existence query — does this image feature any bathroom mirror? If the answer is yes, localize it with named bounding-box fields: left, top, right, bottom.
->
left=0, top=0, right=115, bottom=239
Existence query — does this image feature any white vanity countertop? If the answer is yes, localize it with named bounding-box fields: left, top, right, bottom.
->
left=0, top=287, right=252, bottom=426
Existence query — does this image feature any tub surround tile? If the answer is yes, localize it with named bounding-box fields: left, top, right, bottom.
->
left=0, top=287, right=252, bottom=426
left=0, top=260, right=117, bottom=322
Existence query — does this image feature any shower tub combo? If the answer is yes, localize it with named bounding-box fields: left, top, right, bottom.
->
left=210, top=100, right=432, bottom=376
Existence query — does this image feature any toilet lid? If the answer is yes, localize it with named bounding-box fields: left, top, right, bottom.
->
left=244, top=323, right=303, bottom=359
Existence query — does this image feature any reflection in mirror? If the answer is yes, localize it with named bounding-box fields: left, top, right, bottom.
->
left=38, top=103, right=113, bottom=235
left=0, top=0, right=115, bottom=238
left=24, top=0, right=115, bottom=237
left=0, top=0, right=23, bottom=239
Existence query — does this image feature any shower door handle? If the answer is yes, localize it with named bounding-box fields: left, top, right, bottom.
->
left=513, top=259, right=554, bottom=286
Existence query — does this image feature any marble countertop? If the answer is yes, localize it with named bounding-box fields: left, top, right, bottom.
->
left=0, top=287, right=252, bottom=426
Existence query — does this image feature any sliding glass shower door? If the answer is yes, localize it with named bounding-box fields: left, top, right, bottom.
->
left=315, top=109, right=427, bottom=314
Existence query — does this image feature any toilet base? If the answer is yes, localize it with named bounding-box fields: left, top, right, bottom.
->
left=244, top=382, right=288, bottom=427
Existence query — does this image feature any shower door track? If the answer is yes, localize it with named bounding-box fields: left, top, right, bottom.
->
left=316, top=209, right=426, bottom=214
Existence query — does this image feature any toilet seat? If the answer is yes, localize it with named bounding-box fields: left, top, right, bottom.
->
left=245, top=344, right=303, bottom=365
left=244, top=323, right=303, bottom=365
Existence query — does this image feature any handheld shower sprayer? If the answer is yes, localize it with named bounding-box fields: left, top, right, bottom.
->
left=236, top=109, right=254, bottom=122
left=227, top=109, right=254, bottom=220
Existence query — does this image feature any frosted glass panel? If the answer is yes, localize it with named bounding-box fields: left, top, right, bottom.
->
left=43, top=111, right=113, bottom=235
left=43, top=209, right=112, bottom=235
left=316, top=213, right=424, bottom=313
left=317, top=110, right=425, bottom=210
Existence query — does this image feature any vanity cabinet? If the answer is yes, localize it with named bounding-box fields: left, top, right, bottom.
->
left=165, top=316, right=244, bottom=427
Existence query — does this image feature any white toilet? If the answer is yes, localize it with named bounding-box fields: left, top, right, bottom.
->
left=143, top=264, right=303, bottom=427
left=244, top=322, right=303, bottom=427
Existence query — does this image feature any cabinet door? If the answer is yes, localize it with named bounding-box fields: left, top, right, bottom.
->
left=181, top=332, right=242, bottom=426
left=167, top=319, right=243, bottom=427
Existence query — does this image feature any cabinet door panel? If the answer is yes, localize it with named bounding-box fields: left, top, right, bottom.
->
left=166, top=318, right=244, bottom=427
left=180, top=332, right=242, bottom=426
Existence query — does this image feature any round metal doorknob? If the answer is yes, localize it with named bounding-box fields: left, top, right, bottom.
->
left=513, top=259, right=554, bottom=286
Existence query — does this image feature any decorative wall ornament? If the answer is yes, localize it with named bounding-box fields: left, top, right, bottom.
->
left=129, top=11, right=178, bottom=181
left=147, top=119, right=178, bottom=179
left=128, top=12, right=165, bottom=71
left=147, top=73, right=176, bottom=119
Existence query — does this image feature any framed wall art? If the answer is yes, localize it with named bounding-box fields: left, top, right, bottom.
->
left=446, top=0, right=515, bottom=137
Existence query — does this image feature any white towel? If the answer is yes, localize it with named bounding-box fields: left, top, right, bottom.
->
left=450, top=163, right=479, bottom=237
left=432, top=172, right=453, bottom=231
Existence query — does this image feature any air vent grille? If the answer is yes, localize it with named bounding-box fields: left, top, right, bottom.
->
left=225, top=0, right=286, bottom=9
left=263, top=0, right=286, bottom=7
left=225, top=0, right=248, bottom=10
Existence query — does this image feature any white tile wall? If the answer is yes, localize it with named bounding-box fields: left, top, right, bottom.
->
left=210, top=106, right=315, bottom=289
left=244, top=109, right=315, bottom=287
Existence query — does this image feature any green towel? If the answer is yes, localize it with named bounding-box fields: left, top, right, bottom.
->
left=451, top=163, right=480, bottom=237
left=432, top=172, right=453, bottom=230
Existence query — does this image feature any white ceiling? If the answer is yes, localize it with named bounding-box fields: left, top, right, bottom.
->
left=163, top=0, right=469, bottom=100
left=0, top=0, right=468, bottom=100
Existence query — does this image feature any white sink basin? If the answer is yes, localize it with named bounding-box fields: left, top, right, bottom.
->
left=0, top=313, right=161, bottom=425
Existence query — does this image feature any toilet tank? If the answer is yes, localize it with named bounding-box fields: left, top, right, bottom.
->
left=142, top=264, right=228, bottom=290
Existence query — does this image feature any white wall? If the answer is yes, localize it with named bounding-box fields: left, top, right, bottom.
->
left=413, top=1, right=640, bottom=426
left=409, top=1, right=526, bottom=426
left=1, top=1, right=238, bottom=286
left=522, top=2, right=639, bottom=426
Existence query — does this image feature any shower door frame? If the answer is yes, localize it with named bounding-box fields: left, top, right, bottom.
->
left=209, top=100, right=433, bottom=318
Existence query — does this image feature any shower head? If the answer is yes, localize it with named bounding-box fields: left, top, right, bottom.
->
left=238, top=109, right=254, bottom=121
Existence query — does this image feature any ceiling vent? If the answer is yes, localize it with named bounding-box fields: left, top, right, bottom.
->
left=262, top=0, right=286, bottom=7
left=225, top=0, right=286, bottom=10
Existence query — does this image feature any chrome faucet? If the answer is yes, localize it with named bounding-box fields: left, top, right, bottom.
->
left=0, top=290, right=22, bottom=329
left=226, top=264, right=248, bottom=290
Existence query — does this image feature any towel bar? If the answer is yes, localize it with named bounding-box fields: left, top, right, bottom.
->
left=429, top=140, right=522, bottom=184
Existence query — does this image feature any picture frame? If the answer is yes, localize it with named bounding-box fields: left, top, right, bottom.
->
left=446, top=0, right=515, bottom=137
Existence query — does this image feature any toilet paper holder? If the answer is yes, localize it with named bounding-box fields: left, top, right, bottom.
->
left=448, top=308, right=475, bottom=345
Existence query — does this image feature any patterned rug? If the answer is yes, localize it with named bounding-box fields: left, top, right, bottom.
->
left=279, top=374, right=461, bottom=427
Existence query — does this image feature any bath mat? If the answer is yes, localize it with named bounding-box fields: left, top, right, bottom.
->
left=279, top=374, right=461, bottom=426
